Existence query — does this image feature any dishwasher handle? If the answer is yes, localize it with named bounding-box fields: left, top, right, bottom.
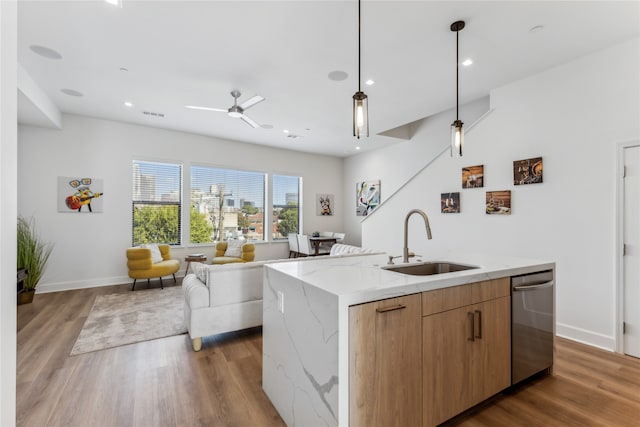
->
left=513, top=281, right=553, bottom=292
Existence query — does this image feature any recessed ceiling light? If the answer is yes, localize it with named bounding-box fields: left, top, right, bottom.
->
left=365, top=79, right=375, bottom=86
left=30, top=45, right=62, bottom=60
left=124, top=101, right=133, bottom=107
left=462, top=59, right=473, bottom=67
left=529, top=25, right=545, bottom=33
left=328, top=70, right=349, bottom=81
left=283, top=129, right=289, bottom=134
left=355, top=146, right=361, bottom=150
left=60, top=88, right=83, bottom=97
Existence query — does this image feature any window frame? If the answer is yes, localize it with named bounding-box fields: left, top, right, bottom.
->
left=131, top=159, right=183, bottom=246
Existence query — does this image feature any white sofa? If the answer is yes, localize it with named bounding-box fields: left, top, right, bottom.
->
left=182, top=244, right=380, bottom=351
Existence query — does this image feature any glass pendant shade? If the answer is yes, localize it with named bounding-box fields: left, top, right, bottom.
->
left=451, top=119, right=464, bottom=157
left=353, top=91, right=369, bottom=139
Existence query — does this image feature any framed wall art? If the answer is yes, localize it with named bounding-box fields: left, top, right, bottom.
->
left=441, top=192, right=460, bottom=213
left=356, top=180, right=380, bottom=216
left=316, top=193, right=334, bottom=216
left=486, top=190, right=511, bottom=215
left=57, top=177, right=104, bottom=213
left=462, top=165, right=484, bottom=188
left=514, top=157, right=543, bottom=185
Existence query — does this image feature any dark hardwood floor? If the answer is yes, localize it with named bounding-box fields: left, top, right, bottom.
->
left=17, top=283, right=640, bottom=427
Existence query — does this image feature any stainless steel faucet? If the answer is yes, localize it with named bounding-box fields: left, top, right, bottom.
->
left=403, top=209, right=432, bottom=263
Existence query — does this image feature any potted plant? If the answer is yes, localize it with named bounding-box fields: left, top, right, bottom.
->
left=17, top=216, right=53, bottom=304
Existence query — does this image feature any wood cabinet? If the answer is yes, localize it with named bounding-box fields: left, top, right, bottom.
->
left=422, top=278, right=511, bottom=427
left=349, top=294, right=422, bottom=427
left=348, top=278, right=511, bottom=427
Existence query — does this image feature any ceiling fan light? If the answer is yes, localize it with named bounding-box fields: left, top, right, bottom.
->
left=353, top=91, right=369, bottom=139
left=227, top=105, right=244, bottom=118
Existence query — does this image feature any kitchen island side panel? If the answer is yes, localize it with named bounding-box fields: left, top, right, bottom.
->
left=263, top=266, right=340, bottom=427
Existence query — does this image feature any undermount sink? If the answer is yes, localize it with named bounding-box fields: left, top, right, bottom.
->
left=382, top=261, right=479, bottom=276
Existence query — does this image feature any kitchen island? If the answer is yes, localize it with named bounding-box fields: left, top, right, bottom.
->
left=262, top=252, right=555, bottom=427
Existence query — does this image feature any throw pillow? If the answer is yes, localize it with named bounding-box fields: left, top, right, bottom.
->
left=142, top=243, right=163, bottom=263
left=224, top=240, right=243, bottom=258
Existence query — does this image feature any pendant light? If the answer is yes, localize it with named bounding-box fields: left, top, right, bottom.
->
left=450, top=20, right=465, bottom=156
left=353, top=0, right=369, bottom=139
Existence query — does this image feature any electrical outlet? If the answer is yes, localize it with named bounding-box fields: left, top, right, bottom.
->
left=277, top=291, right=284, bottom=313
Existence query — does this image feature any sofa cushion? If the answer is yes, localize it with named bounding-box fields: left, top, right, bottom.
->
left=224, top=240, right=243, bottom=257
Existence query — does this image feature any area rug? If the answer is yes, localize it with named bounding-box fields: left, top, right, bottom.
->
left=70, top=286, right=186, bottom=355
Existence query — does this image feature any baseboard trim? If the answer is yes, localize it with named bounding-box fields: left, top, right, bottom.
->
left=36, top=273, right=186, bottom=294
left=556, top=322, right=615, bottom=352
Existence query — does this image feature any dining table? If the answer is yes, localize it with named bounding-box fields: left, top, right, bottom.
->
left=309, top=236, right=337, bottom=256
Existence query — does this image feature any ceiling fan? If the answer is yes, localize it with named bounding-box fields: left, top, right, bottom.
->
left=185, top=89, right=265, bottom=128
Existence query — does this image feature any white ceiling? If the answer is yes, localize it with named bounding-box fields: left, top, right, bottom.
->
left=17, top=1, right=640, bottom=157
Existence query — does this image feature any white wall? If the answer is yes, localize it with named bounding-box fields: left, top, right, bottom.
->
left=18, top=114, right=344, bottom=292
left=1, top=2, right=18, bottom=425
left=343, top=96, right=491, bottom=247
left=351, top=38, right=640, bottom=351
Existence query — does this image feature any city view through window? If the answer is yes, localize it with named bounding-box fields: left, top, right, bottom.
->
left=132, top=160, right=300, bottom=245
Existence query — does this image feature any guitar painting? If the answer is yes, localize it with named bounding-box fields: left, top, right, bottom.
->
left=58, top=177, right=104, bottom=213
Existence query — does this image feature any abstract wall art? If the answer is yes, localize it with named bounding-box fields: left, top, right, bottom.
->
left=356, top=180, right=380, bottom=216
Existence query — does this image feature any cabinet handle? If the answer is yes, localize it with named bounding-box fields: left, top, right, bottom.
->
left=475, top=310, right=482, bottom=339
left=376, top=304, right=406, bottom=313
left=467, top=312, right=475, bottom=341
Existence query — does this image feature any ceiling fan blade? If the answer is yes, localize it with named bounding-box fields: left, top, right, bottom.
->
left=240, top=114, right=259, bottom=128
left=185, top=105, right=227, bottom=112
left=239, top=95, right=265, bottom=110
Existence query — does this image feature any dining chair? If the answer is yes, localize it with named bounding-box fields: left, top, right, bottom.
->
left=296, top=234, right=315, bottom=257
left=288, top=234, right=299, bottom=258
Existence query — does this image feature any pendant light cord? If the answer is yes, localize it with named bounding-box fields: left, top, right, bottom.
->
left=358, top=0, right=362, bottom=93
left=456, top=28, right=459, bottom=120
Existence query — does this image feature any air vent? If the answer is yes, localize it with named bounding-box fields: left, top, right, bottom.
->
left=287, top=134, right=302, bottom=139
left=143, top=111, right=165, bottom=118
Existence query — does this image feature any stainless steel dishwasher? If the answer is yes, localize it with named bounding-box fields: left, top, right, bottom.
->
left=511, top=270, right=554, bottom=384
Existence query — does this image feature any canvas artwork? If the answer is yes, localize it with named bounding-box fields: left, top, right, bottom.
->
left=462, top=165, right=484, bottom=188
left=316, top=193, right=334, bottom=216
left=514, top=157, right=543, bottom=185
left=356, top=180, right=380, bottom=216
left=57, top=177, right=104, bottom=213
left=441, top=192, right=460, bottom=213
left=486, top=190, right=511, bottom=215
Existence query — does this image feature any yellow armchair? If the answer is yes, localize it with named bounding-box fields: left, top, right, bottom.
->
left=212, top=241, right=255, bottom=264
left=126, top=244, right=180, bottom=290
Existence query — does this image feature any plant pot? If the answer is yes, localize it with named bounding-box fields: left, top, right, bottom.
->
left=18, top=290, right=35, bottom=305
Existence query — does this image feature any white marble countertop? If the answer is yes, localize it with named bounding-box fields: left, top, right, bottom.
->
left=266, top=252, right=555, bottom=306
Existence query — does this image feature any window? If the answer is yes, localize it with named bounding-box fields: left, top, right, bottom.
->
left=132, top=160, right=182, bottom=246
left=191, top=165, right=266, bottom=243
left=272, top=174, right=301, bottom=240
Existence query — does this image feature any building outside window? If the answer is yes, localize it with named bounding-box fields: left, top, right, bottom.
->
left=191, top=165, right=266, bottom=243
left=272, top=174, right=301, bottom=240
left=132, top=160, right=182, bottom=246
